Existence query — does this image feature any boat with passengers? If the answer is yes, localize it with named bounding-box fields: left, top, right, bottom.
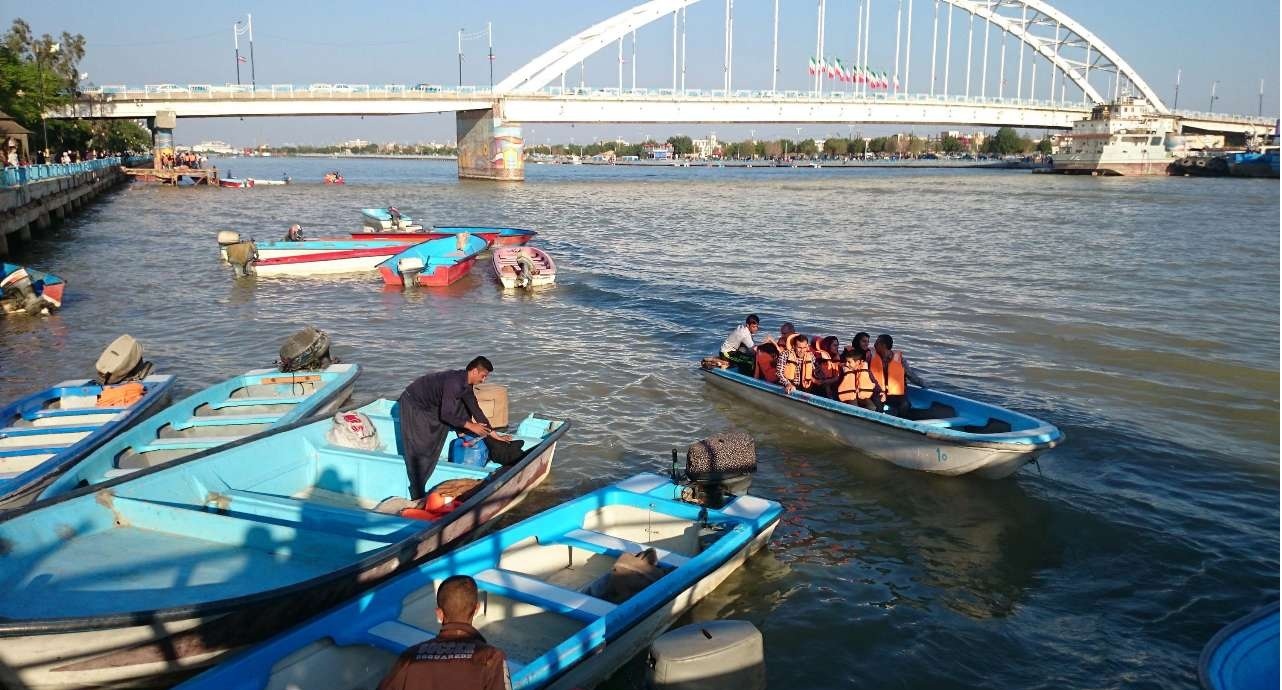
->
left=700, top=365, right=1062, bottom=478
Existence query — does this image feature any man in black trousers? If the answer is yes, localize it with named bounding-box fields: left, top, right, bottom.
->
left=397, top=356, right=513, bottom=500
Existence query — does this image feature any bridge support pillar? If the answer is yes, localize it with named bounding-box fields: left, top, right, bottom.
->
left=456, top=105, right=524, bottom=182
left=151, top=111, right=176, bottom=168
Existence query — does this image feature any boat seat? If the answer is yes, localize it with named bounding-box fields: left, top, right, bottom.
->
left=917, top=416, right=983, bottom=429
left=0, top=446, right=67, bottom=458
left=0, top=424, right=99, bottom=439
left=131, top=436, right=244, bottom=454
left=365, top=620, right=434, bottom=651
left=25, top=407, right=126, bottom=421
left=173, top=413, right=281, bottom=429
left=217, top=489, right=420, bottom=540
left=553, top=528, right=690, bottom=567
left=207, top=396, right=309, bottom=410
left=473, top=568, right=617, bottom=623
left=102, top=467, right=140, bottom=479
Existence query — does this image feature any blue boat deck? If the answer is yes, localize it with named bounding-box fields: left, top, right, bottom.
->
left=0, top=401, right=564, bottom=623
left=173, top=474, right=781, bottom=690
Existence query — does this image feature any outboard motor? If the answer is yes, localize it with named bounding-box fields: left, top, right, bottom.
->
left=277, top=325, right=333, bottom=372
left=648, top=620, right=766, bottom=690
left=95, top=334, right=154, bottom=384
left=397, top=257, right=425, bottom=287
left=672, top=431, right=757, bottom=509
left=0, top=267, right=46, bottom=315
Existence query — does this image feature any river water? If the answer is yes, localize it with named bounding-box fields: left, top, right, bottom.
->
left=1, top=157, right=1277, bottom=689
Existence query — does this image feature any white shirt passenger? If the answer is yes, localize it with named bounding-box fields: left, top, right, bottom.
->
left=720, top=324, right=756, bottom=355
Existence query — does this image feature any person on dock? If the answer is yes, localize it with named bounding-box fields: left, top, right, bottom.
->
left=397, top=357, right=513, bottom=501
left=377, top=574, right=511, bottom=690
left=719, top=314, right=760, bottom=374
left=870, top=334, right=929, bottom=417
left=776, top=333, right=815, bottom=395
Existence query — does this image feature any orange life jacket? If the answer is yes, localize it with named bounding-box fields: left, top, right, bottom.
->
left=836, top=361, right=877, bottom=402
left=870, top=350, right=906, bottom=397
left=754, top=350, right=780, bottom=383
left=781, top=352, right=815, bottom=388
left=97, top=382, right=145, bottom=408
left=815, top=350, right=840, bottom=379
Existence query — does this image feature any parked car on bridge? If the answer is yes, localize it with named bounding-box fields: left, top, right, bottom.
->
left=414, top=84, right=443, bottom=92
left=308, top=83, right=334, bottom=92
left=150, top=84, right=189, bottom=94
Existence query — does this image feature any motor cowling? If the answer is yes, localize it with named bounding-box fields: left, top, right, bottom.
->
left=397, top=257, right=425, bottom=287
left=95, top=334, right=153, bottom=385
left=676, top=431, right=757, bottom=508
left=277, top=325, right=333, bottom=372
left=216, top=230, right=242, bottom=246
left=0, top=268, right=45, bottom=315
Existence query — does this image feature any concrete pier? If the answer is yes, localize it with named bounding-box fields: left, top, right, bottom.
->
left=0, top=161, right=127, bottom=257
left=456, top=105, right=524, bottom=181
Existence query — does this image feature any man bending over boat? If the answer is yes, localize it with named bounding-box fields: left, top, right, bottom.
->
left=718, top=314, right=761, bottom=374
left=870, top=334, right=929, bottom=417
left=397, top=357, right=514, bottom=501
left=377, top=575, right=512, bottom=690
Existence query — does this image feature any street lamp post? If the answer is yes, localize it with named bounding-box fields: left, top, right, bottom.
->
left=35, top=41, right=60, bottom=161
left=1208, top=80, right=1219, bottom=112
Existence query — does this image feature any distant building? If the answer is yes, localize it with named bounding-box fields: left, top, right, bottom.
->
left=644, top=142, right=674, bottom=159
left=191, top=140, right=237, bottom=155
left=341, top=138, right=369, bottom=148
left=692, top=133, right=720, bottom=158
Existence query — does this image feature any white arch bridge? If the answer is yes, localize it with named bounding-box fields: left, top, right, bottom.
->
left=56, top=0, right=1275, bottom=180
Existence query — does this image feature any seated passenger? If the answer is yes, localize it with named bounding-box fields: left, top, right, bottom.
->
left=844, top=331, right=873, bottom=363
left=775, top=333, right=815, bottom=395
left=835, top=349, right=878, bottom=411
left=377, top=575, right=511, bottom=690
left=284, top=224, right=305, bottom=242
left=719, top=314, right=760, bottom=375
left=753, top=342, right=780, bottom=383
left=869, top=334, right=929, bottom=417
left=812, top=335, right=842, bottom=395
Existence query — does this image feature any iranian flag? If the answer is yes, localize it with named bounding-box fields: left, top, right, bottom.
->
left=808, top=56, right=820, bottom=75
left=893, top=73, right=901, bottom=92
left=833, top=58, right=847, bottom=82
left=854, top=66, right=865, bottom=84
left=877, top=71, right=890, bottom=89
left=825, top=58, right=838, bottom=79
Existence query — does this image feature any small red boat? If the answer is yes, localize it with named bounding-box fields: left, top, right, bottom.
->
left=323, top=171, right=345, bottom=185
left=377, top=235, right=491, bottom=288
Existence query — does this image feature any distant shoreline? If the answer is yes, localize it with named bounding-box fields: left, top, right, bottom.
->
left=219, top=153, right=1047, bottom=170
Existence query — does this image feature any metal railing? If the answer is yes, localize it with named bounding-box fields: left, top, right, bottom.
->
left=1, top=157, right=122, bottom=188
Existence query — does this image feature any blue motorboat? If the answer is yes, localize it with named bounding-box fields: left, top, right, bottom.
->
left=701, top=366, right=1063, bottom=478
left=35, top=363, right=361, bottom=505
left=0, top=399, right=569, bottom=690
left=174, top=473, right=782, bottom=690
left=1199, top=604, right=1280, bottom=690
left=0, top=375, right=175, bottom=509
left=377, top=234, right=490, bottom=287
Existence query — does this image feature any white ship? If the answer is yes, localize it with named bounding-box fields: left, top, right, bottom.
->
left=190, top=140, right=238, bottom=155
left=1053, top=97, right=1176, bottom=176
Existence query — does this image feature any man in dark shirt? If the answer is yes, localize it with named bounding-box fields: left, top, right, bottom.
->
left=378, top=575, right=511, bottom=690
left=397, top=356, right=511, bottom=500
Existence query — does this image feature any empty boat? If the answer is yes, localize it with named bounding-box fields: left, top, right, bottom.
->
left=493, top=246, right=557, bottom=290
left=377, top=234, right=489, bottom=287
left=216, top=232, right=416, bottom=278
left=33, top=363, right=359, bottom=505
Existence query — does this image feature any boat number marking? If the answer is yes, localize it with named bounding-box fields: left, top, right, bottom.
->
left=936, top=448, right=948, bottom=464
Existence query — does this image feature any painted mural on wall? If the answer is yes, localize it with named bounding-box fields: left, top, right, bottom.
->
left=457, top=110, right=524, bottom=180
left=491, top=126, right=524, bottom=175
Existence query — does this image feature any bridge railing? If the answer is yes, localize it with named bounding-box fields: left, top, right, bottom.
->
left=1, top=157, right=122, bottom=188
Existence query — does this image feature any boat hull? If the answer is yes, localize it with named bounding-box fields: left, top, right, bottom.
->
left=701, top=369, right=1058, bottom=478
left=0, top=409, right=568, bottom=690
left=255, top=249, right=403, bottom=276
left=493, top=247, right=557, bottom=290
left=376, top=236, right=489, bottom=287
left=354, top=227, right=536, bottom=247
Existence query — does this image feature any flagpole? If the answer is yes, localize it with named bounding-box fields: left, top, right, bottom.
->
left=1173, top=67, right=1181, bottom=110
left=680, top=7, right=687, bottom=94
left=233, top=21, right=241, bottom=85
left=814, top=0, right=822, bottom=94
left=771, top=0, right=779, bottom=92
left=632, top=29, right=638, bottom=91
left=457, top=29, right=464, bottom=87
left=247, top=14, right=256, bottom=88
left=903, top=0, right=913, bottom=95
left=892, top=0, right=901, bottom=94
left=855, top=0, right=864, bottom=96
left=488, top=22, right=494, bottom=91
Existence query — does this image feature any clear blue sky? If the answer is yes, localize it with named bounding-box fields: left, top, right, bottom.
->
left=8, top=1, right=1279, bottom=146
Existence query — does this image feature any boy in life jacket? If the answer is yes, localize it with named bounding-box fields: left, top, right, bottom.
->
left=869, top=334, right=929, bottom=417
left=834, top=349, right=878, bottom=410
left=775, top=333, right=816, bottom=395
left=811, top=335, right=843, bottom=396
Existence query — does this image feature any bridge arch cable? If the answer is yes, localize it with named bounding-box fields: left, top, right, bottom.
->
left=494, top=0, right=1168, bottom=114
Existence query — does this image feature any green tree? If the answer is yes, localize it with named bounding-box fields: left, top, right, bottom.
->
left=907, top=135, right=926, bottom=156
left=822, top=138, right=848, bottom=157
left=666, top=135, right=693, bottom=156
left=795, top=138, right=818, bottom=157
left=940, top=135, right=962, bottom=153
left=986, top=126, right=1024, bottom=155
left=1036, top=136, right=1053, bottom=154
